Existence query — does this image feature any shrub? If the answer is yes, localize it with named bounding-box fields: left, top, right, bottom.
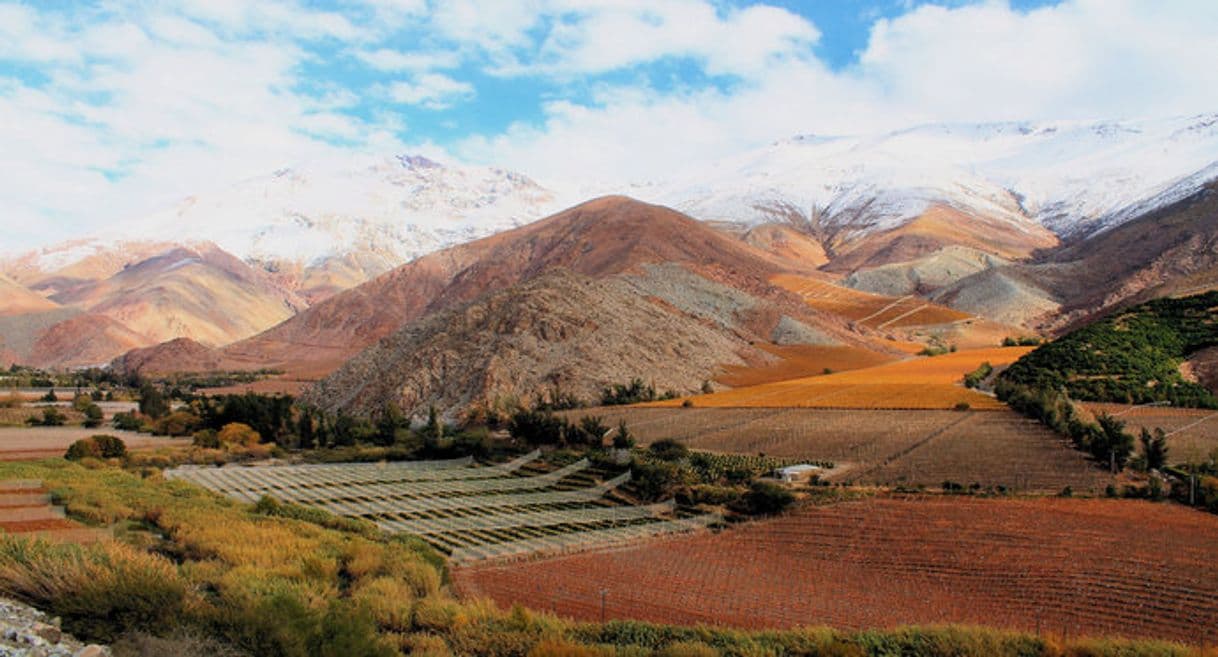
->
left=217, top=422, right=261, bottom=447
left=113, top=411, right=144, bottom=432
left=152, top=411, right=202, bottom=437
left=83, top=403, right=104, bottom=428
left=601, top=378, right=656, bottom=406
left=658, top=641, right=719, bottom=657
left=193, top=429, right=220, bottom=449
left=111, top=631, right=247, bottom=657
left=649, top=438, right=690, bottom=462
left=26, top=407, right=66, bottom=427
left=508, top=409, right=568, bottom=445
left=953, top=402, right=971, bottom=411
left=65, top=435, right=127, bottom=461
left=0, top=538, right=192, bottom=643
left=740, top=480, right=794, bottom=515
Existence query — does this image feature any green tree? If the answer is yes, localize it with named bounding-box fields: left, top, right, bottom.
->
left=1140, top=427, right=1169, bottom=470
left=82, top=403, right=104, bottom=428
left=1096, top=413, right=1135, bottom=471
left=138, top=384, right=169, bottom=419
left=611, top=420, right=635, bottom=449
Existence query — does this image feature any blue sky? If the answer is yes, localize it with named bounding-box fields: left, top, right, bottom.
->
left=1, top=0, right=1216, bottom=248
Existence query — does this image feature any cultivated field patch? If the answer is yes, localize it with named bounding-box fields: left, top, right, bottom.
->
left=650, top=347, right=1033, bottom=410
left=562, top=407, right=1111, bottom=492
left=454, top=496, right=1218, bottom=645
left=716, top=344, right=896, bottom=387
left=771, top=274, right=972, bottom=328
left=168, top=454, right=718, bottom=563
left=0, top=427, right=189, bottom=461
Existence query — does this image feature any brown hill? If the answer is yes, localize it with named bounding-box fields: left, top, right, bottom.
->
left=50, top=243, right=305, bottom=347
left=929, top=179, right=1218, bottom=333
left=823, top=204, right=1059, bottom=273
left=304, top=268, right=789, bottom=419
left=27, top=314, right=152, bottom=369
left=109, top=337, right=226, bottom=376
left=0, top=275, right=57, bottom=315
left=228, top=196, right=853, bottom=378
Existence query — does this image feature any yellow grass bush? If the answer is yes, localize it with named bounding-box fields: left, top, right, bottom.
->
left=0, top=537, right=195, bottom=642
left=353, top=576, right=416, bottom=631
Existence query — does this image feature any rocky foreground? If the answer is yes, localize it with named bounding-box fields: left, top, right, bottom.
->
left=0, top=598, right=107, bottom=657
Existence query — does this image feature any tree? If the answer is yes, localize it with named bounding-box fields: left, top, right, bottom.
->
left=82, top=403, right=104, bottom=428
left=1096, top=413, right=1135, bottom=471
left=1140, top=427, right=1169, bottom=470
left=138, top=384, right=169, bottom=419
left=611, top=420, right=635, bottom=449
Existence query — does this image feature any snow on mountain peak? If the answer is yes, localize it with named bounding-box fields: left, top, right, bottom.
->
left=646, top=115, right=1218, bottom=241
left=106, top=154, right=563, bottom=269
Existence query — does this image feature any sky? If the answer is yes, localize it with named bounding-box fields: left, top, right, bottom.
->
left=2, top=0, right=1217, bottom=250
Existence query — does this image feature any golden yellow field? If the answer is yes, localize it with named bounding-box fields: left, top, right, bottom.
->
left=648, top=347, right=1033, bottom=411
left=716, top=344, right=897, bottom=387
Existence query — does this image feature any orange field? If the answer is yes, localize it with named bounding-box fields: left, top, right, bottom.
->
left=649, top=347, right=1033, bottom=411
left=559, top=407, right=1111, bottom=492
left=716, top=344, right=896, bottom=387
left=772, top=274, right=972, bottom=328
left=454, top=496, right=1218, bottom=645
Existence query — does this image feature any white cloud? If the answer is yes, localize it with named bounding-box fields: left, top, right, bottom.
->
left=386, top=73, right=476, bottom=109
left=355, top=48, right=461, bottom=72
left=2, top=0, right=1218, bottom=252
left=459, top=0, right=1218, bottom=189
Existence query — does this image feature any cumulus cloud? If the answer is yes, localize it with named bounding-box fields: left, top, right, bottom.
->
left=2, top=0, right=1217, bottom=249
left=458, top=0, right=1218, bottom=188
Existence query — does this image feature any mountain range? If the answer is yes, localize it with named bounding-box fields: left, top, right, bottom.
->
left=3, top=114, right=1217, bottom=417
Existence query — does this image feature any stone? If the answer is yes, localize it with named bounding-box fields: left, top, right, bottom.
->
left=32, top=622, right=61, bottom=644
left=75, top=646, right=107, bottom=657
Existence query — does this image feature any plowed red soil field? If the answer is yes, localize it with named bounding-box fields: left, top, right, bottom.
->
left=454, top=497, right=1218, bottom=645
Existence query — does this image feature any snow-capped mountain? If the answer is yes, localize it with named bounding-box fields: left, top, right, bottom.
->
left=643, top=114, right=1218, bottom=242
left=8, top=154, right=564, bottom=283
left=122, top=154, right=563, bottom=266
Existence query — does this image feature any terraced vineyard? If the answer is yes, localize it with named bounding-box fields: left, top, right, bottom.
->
left=771, top=274, right=972, bottom=328
left=454, top=496, right=1218, bottom=645
left=647, top=348, right=1033, bottom=411
left=561, top=407, right=1111, bottom=492
left=167, top=453, right=719, bottom=563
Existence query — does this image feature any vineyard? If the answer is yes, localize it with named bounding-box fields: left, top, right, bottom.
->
left=771, top=274, right=973, bottom=329
left=1083, top=402, right=1218, bottom=463
left=454, top=496, right=1218, bottom=645
left=167, top=453, right=719, bottom=563
left=646, top=347, right=1035, bottom=411
left=560, top=407, right=1111, bottom=492
left=716, top=344, right=896, bottom=387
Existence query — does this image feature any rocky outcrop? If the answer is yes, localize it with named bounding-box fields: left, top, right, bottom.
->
left=304, top=268, right=783, bottom=420
left=0, top=597, right=108, bottom=657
